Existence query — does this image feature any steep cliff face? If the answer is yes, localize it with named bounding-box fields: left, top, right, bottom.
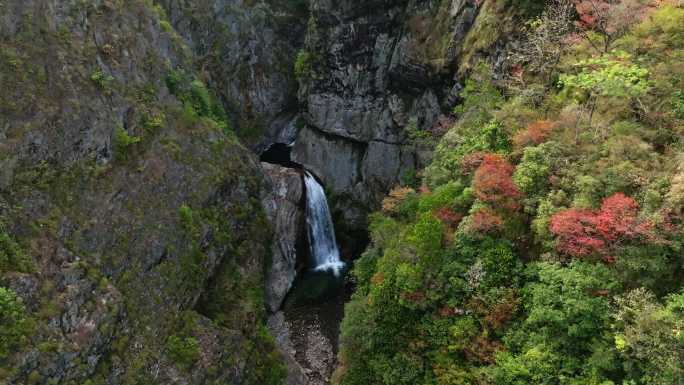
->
left=293, top=0, right=482, bottom=228
left=0, top=1, right=282, bottom=383
left=261, top=163, right=305, bottom=313
left=157, top=0, right=307, bottom=149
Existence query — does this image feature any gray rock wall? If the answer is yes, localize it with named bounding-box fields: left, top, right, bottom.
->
left=293, top=0, right=481, bottom=228
left=261, top=163, right=305, bottom=313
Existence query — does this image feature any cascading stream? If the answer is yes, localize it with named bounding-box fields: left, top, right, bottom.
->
left=303, top=172, right=345, bottom=276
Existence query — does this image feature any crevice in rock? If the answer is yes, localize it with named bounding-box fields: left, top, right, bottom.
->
left=260, top=143, right=303, bottom=170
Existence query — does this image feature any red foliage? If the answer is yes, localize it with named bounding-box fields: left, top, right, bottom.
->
left=472, top=154, right=522, bottom=210
left=513, top=120, right=555, bottom=148
left=572, top=0, right=657, bottom=52
left=574, top=0, right=610, bottom=31
left=434, top=207, right=463, bottom=229
left=549, top=208, right=604, bottom=257
left=550, top=193, right=654, bottom=262
left=470, top=208, right=505, bottom=235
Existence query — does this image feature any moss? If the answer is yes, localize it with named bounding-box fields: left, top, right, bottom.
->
left=0, top=220, right=33, bottom=275
left=294, top=49, right=314, bottom=80
left=166, top=335, right=200, bottom=370
left=459, top=1, right=516, bottom=74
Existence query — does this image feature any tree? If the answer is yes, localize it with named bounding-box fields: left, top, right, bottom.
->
left=613, top=288, right=684, bottom=385
left=513, top=142, right=561, bottom=214
left=513, top=120, right=555, bottom=148
left=549, top=193, right=654, bottom=262
left=473, top=154, right=522, bottom=210
left=0, top=287, right=30, bottom=359
left=559, top=52, right=650, bottom=135
left=573, top=0, right=656, bottom=53
left=509, top=0, right=575, bottom=83
left=489, top=262, right=619, bottom=385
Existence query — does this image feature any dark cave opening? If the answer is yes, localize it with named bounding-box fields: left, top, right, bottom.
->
left=259, top=143, right=302, bottom=169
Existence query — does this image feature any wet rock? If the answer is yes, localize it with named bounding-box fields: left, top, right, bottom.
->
left=261, top=163, right=305, bottom=313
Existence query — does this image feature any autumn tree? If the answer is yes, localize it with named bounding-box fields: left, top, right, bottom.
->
left=573, top=0, right=656, bottom=53
left=549, top=192, right=654, bottom=262
left=466, top=208, right=505, bottom=235
left=473, top=154, right=522, bottom=210
left=513, top=120, right=555, bottom=148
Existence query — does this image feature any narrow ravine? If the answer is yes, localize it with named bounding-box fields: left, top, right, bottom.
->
left=261, top=141, right=352, bottom=385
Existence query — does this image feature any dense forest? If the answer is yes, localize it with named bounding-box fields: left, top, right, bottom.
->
left=337, top=2, right=684, bottom=384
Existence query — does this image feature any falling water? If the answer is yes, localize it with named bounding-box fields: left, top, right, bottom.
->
left=304, top=172, right=345, bottom=276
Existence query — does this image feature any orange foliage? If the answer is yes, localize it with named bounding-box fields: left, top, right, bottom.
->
left=464, top=335, right=503, bottom=364
left=434, top=207, right=463, bottom=229
left=513, top=120, right=555, bottom=148
left=382, top=186, right=415, bottom=214
left=469, top=208, right=505, bottom=235
left=472, top=154, right=522, bottom=210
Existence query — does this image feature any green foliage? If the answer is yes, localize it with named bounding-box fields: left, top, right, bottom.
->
left=513, top=142, right=561, bottom=213
left=673, top=90, right=684, bottom=119
left=506, top=0, right=547, bottom=17
left=611, top=288, right=684, bottom=385
left=244, top=325, right=287, bottom=385
left=491, top=262, right=620, bottom=384
left=559, top=53, right=651, bottom=101
left=425, top=65, right=510, bottom=187
left=90, top=69, right=114, bottom=91
left=294, top=50, right=313, bottom=80
left=166, top=335, right=200, bottom=369
left=339, top=5, right=684, bottom=385
left=0, top=287, right=30, bottom=360
left=112, top=127, right=141, bottom=161
left=165, top=69, right=231, bottom=132
left=0, top=222, right=32, bottom=274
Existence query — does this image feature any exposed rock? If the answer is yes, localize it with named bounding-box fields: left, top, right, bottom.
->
left=268, top=312, right=310, bottom=385
left=293, top=0, right=481, bottom=228
left=157, top=0, right=307, bottom=149
left=261, top=163, right=305, bottom=313
left=304, top=325, right=334, bottom=385
left=0, top=1, right=276, bottom=383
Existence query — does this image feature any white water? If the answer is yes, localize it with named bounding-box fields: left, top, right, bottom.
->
left=304, top=172, right=345, bottom=276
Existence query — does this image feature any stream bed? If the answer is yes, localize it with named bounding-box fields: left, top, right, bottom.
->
left=268, top=269, right=353, bottom=385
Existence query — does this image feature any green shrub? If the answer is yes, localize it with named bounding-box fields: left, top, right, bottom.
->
left=166, top=335, right=200, bottom=369
left=113, top=127, right=141, bottom=161
left=165, top=70, right=231, bottom=132
left=294, top=50, right=313, bottom=80
left=90, top=69, right=114, bottom=91
left=0, top=222, right=32, bottom=274
left=0, top=287, right=30, bottom=359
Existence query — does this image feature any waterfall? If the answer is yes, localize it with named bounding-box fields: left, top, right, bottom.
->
left=303, top=172, right=345, bottom=276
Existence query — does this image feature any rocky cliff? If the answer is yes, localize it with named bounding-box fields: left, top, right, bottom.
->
left=156, top=0, right=307, bottom=149
left=261, top=163, right=305, bottom=313
left=0, top=1, right=283, bottom=383
left=292, top=0, right=483, bottom=229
